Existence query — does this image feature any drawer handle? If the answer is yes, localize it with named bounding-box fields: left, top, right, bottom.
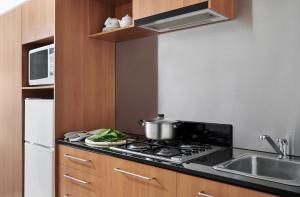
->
left=64, top=154, right=90, bottom=162
left=64, top=174, right=90, bottom=185
left=197, top=192, right=214, bottom=197
left=64, top=195, right=69, bottom=197
left=114, top=168, right=154, bottom=181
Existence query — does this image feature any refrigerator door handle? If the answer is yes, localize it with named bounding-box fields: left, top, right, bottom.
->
left=24, top=141, right=54, bottom=151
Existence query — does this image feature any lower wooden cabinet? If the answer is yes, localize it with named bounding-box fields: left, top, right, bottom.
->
left=108, top=156, right=176, bottom=197
left=57, top=144, right=176, bottom=197
left=177, top=173, right=278, bottom=197
left=57, top=145, right=278, bottom=197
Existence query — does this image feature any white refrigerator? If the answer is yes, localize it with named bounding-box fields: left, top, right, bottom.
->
left=24, top=99, right=55, bottom=197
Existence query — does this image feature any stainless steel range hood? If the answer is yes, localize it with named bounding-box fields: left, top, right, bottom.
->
left=135, top=2, right=228, bottom=33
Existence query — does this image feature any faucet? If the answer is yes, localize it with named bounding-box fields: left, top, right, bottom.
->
left=259, top=135, right=288, bottom=159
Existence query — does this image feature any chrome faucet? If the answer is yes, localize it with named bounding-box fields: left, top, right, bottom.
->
left=259, top=135, right=288, bottom=159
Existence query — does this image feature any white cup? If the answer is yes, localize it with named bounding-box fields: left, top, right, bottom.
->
left=104, top=17, right=120, bottom=28
left=119, top=14, right=133, bottom=28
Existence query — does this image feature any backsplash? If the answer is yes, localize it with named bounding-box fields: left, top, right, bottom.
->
left=116, top=36, right=158, bottom=134
left=158, top=0, right=300, bottom=156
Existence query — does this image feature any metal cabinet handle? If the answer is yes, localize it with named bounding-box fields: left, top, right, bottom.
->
left=114, top=168, right=154, bottom=181
left=197, top=192, right=214, bottom=197
left=64, top=154, right=90, bottom=162
left=64, top=195, right=69, bottom=197
left=64, top=174, right=90, bottom=185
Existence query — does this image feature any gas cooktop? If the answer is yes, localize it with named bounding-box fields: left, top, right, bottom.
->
left=110, top=140, right=223, bottom=164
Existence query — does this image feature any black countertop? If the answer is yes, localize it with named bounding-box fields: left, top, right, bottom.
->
left=57, top=139, right=300, bottom=197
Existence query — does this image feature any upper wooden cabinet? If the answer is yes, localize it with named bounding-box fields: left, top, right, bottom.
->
left=0, top=7, right=22, bottom=197
left=133, top=0, right=235, bottom=20
left=21, top=0, right=55, bottom=44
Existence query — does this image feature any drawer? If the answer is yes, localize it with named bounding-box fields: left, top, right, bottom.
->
left=177, top=173, right=278, bottom=197
left=57, top=144, right=108, bottom=176
left=59, top=189, right=93, bottom=197
left=108, top=157, right=177, bottom=197
left=58, top=165, right=108, bottom=197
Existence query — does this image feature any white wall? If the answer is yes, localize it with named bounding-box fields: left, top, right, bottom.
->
left=158, top=0, right=300, bottom=156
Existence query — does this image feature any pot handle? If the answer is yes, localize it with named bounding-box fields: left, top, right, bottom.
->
left=157, top=114, right=165, bottom=120
left=138, top=119, right=145, bottom=126
left=173, top=121, right=183, bottom=129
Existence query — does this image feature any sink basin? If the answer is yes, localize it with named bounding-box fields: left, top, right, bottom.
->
left=213, top=154, right=300, bottom=186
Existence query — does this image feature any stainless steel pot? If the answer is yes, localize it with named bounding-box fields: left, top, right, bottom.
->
left=139, top=114, right=180, bottom=140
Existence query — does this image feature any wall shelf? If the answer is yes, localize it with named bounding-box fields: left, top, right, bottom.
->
left=88, top=25, right=155, bottom=42
left=22, top=85, right=54, bottom=90
left=97, top=0, right=132, bottom=6
left=88, top=0, right=155, bottom=43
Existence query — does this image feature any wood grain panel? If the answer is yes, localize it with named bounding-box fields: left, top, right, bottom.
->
left=132, top=0, right=207, bottom=19
left=0, top=7, right=22, bottom=197
left=88, top=0, right=114, bottom=35
left=22, top=0, right=55, bottom=44
left=210, top=0, right=236, bottom=19
left=115, top=2, right=132, bottom=19
left=177, top=173, right=278, bottom=197
left=96, top=0, right=132, bottom=6
left=55, top=0, right=116, bottom=139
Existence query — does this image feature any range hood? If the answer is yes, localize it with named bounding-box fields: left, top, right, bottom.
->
left=135, top=2, right=228, bottom=33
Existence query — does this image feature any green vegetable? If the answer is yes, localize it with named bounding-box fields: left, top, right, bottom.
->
left=87, top=129, right=128, bottom=142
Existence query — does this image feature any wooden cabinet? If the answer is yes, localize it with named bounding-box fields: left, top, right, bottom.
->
left=57, top=145, right=176, bottom=197
left=22, top=0, right=55, bottom=44
left=177, top=173, right=278, bottom=197
left=133, top=0, right=206, bottom=19
left=55, top=0, right=116, bottom=139
left=133, top=0, right=235, bottom=20
left=0, top=7, right=22, bottom=197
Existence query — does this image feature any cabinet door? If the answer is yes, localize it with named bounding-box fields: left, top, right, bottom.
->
left=22, top=0, right=55, bottom=44
left=177, top=173, right=278, bottom=197
left=108, top=157, right=176, bottom=197
left=133, top=0, right=207, bottom=19
left=0, top=7, right=22, bottom=197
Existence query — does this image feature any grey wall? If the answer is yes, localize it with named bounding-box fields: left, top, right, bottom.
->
left=158, top=0, right=300, bottom=156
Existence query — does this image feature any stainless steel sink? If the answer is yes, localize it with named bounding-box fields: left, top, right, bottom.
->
left=213, top=154, right=300, bottom=186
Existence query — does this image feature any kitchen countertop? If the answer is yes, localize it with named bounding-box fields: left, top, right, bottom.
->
left=57, top=139, right=300, bottom=197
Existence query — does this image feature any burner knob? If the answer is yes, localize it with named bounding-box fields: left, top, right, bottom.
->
left=184, top=152, right=192, bottom=156
left=192, top=150, right=199, bottom=153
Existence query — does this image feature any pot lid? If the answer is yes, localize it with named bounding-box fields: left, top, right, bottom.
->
left=143, top=114, right=179, bottom=124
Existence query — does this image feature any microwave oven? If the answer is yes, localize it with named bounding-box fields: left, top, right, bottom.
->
left=29, top=44, right=55, bottom=86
